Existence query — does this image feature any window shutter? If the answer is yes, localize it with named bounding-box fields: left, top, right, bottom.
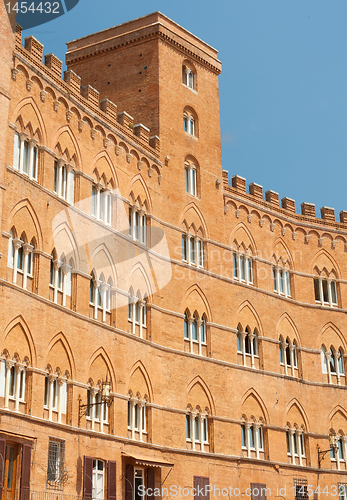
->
left=0, top=438, right=6, bottom=499
left=259, top=484, right=267, bottom=500
left=108, top=461, right=117, bottom=500
left=84, top=456, right=93, bottom=499
left=202, top=477, right=210, bottom=500
left=125, top=464, right=133, bottom=500
left=251, top=483, right=267, bottom=500
left=20, top=444, right=32, bottom=500
left=194, top=476, right=202, bottom=500
left=147, top=468, right=155, bottom=499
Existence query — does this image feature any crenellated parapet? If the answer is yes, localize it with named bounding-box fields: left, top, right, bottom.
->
left=13, top=25, right=160, bottom=159
left=223, top=171, right=347, bottom=230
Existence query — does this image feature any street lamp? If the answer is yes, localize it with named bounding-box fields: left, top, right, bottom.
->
left=317, top=434, right=339, bottom=469
left=78, top=377, right=113, bottom=426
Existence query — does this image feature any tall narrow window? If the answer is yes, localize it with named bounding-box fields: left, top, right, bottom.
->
left=182, top=234, right=187, bottom=261
left=92, top=460, right=105, bottom=500
left=184, top=163, right=197, bottom=196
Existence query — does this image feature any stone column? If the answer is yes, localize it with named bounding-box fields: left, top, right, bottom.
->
left=132, top=296, right=137, bottom=335
left=14, top=364, right=24, bottom=412
left=53, top=260, right=62, bottom=304
left=93, top=279, right=102, bottom=320
left=139, top=300, right=145, bottom=338
left=131, top=399, right=136, bottom=439
left=245, top=423, right=251, bottom=458
left=57, top=377, right=64, bottom=424
left=96, top=183, right=103, bottom=220
left=188, top=317, right=194, bottom=353
left=336, top=352, right=341, bottom=385
left=249, top=332, right=255, bottom=368
left=139, top=401, right=145, bottom=441
left=22, top=243, right=33, bottom=289
left=319, top=277, right=324, bottom=304
left=255, top=424, right=260, bottom=459
left=48, top=375, right=55, bottom=421
left=4, top=360, right=15, bottom=409
left=283, top=342, right=288, bottom=376
left=19, top=132, right=28, bottom=173
left=66, top=163, right=75, bottom=205
left=289, top=344, right=295, bottom=377
left=241, top=331, right=247, bottom=366
left=100, top=282, right=109, bottom=323
left=199, top=415, right=205, bottom=452
left=191, top=413, right=196, bottom=451
left=61, top=263, right=71, bottom=307
left=28, top=138, right=38, bottom=178
left=327, top=278, right=333, bottom=307
left=12, top=238, right=23, bottom=284
left=197, top=319, right=203, bottom=356
left=91, top=388, right=98, bottom=431
left=276, top=267, right=281, bottom=294
left=290, top=429, right=296, bottom=465
left=326, top=351, right=332, bottom=384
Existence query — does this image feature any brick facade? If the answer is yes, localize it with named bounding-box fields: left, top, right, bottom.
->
left=1, top=10, right=347, bottom=500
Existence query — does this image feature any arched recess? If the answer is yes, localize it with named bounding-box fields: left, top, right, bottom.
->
left=180, top=202, right=208, bottom=238
left=50, top=221, right=79, bottom=269
left=311, top=249, right=341, bottom=278
left=11, top=97, right=47, bottom=144
left=127, top=262, right=153, bottom=299
left=235, top=301, right=263, bottom=335
left=284, top=399, right=309, bottom=429
left=128, top=174, right=152, bottom=213
left=128, top=360, right=153, bottom=401
left=318, top=322, right=346, bottom=351
left=328, top=406, right=347, bottom=431
left=2, top=315, right=36, bottom=365
left=87, top=347, right=116, bottom=390
left=241, top=388, right=269, bottom=423
left=272, top=238, right=294, bottom=268
left=230, top=222, right=257, bottom=254
left=52, top=126, right=82, bottom=170
left=91, top=151, right=118, bottom=188
left=186, top=375, right=215, bottom=414
left=276, top=313, right=301, bottom=345
left=45, top=332, right=75, bottom=379
left=182, top=284, right=212, bottom=322
left=90, top=244, right=117, bottom=286
left=8, top=199, right=43, bottom=249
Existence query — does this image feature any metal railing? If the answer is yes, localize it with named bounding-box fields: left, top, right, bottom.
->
left=2, top=491, right=85, bottom=500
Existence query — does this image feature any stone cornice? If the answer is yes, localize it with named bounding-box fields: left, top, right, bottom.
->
left=66, top=24, right=221, bottom=75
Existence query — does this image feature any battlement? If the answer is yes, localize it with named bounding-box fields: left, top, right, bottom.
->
left=223, top=171, right=347, bottom=229
left=14, top=25, right=160, bottom=157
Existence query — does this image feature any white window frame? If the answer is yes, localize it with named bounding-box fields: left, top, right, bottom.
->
left=186, top=412, right=208, bottom=451
left=13, top=132, right=38, bottom=180
left=129, top=206, right=146, bottom=244
left=241, top=422, right=264, bottom=459
left=92, top=459, right=105, bottom=500
left=184, top=313, right=207, bottom=356
left=233, top=252, right=253, bottom=285
left=314, top=277, right=338, bottom=307
left=286, top=429, right=306, bottom=465
left=273, top=266, right=291, bottom=297
left=128, top=397, right=147, bottom=441
left=184, top=163, right=197, bottom=196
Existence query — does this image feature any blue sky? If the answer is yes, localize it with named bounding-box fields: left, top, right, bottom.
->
left=22, top=0, right=347, bottom=217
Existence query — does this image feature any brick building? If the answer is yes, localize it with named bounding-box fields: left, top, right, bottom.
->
left=1, top=7, right=347, bottom=500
